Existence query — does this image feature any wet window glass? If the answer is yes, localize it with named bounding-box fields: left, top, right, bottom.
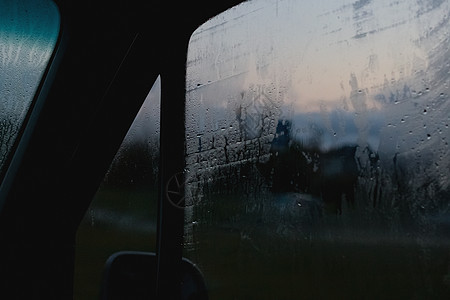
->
left=74, top=77, right=161, bottom=300
left=0, top=0, right=60, bottom=173
left=185, top=0, right=450, bottom=298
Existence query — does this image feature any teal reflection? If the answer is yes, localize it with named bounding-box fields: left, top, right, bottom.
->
left=0, top=0, right=60, bottom=171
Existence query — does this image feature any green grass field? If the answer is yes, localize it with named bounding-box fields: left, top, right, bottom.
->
left=185, top=192, right=450, bottom=299
left=73, top=186, right=157, bottom=300
left=74, top=186, right=450, bottom=299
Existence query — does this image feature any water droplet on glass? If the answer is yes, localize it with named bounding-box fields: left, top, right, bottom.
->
left=90, top=209, right=95, bottom=226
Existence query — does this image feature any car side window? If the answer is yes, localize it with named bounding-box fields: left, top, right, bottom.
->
left=74, top=77, right=161, bottom=300
left=184, top=0, right=450, bottom=298
left=0, top=0, right=60, bottom=175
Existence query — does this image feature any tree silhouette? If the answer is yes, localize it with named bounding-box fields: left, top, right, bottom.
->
left=0, top=115, right=19, bottom=170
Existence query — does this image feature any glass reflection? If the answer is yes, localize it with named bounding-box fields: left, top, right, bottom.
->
left=0, top=0, right=60, bottom=173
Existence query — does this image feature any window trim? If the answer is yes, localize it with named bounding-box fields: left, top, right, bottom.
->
left=0, top=0, right=65, bottom=212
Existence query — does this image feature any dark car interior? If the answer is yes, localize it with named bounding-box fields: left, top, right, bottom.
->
left=0, top=1, right=244, bottom=298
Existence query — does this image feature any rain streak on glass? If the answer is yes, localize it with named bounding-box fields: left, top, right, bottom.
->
left=0, top=0, right=60, bottom=172
left=185, top=0, right=450, bottom=299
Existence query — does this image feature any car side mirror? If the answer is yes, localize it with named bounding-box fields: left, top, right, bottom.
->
left=100, top=251, right=208, bottom=300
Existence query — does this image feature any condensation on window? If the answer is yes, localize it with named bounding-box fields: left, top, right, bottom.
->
left=0, top=0, right=60, bottom=172
left=185, top=0, right=450, bottom=299
left=74, top=77, right=161, bottom=300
